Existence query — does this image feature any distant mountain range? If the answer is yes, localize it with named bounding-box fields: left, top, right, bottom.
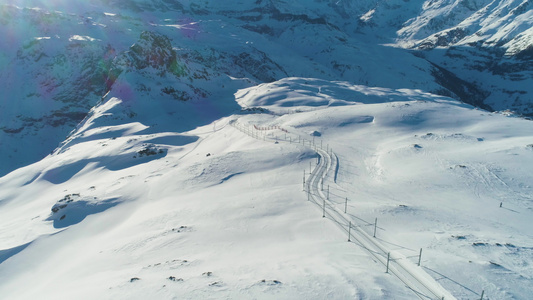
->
left=0, top=0, right=531, bottom=176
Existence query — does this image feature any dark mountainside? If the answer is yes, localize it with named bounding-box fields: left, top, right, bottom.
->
left=0, top=0, right=531, bottom=176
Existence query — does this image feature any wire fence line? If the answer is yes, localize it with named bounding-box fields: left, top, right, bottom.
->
left=230, top=120, right=486, bottom=300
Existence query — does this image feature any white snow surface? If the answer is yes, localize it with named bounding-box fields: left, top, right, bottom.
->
left=1, top=78, right=533, bottom=299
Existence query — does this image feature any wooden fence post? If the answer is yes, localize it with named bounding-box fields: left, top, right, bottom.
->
left=348, top=221, right=351, bottom=242
left=344, top=197, right=348, bottom=213
left=303, top=170, right=306, bottom=190
left=373, top=218, right=377, bottom=238
left=386, top=252, right=390, bottom=273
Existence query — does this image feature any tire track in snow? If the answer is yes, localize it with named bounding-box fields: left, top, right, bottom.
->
left=230, top=119, right=455, bottom=300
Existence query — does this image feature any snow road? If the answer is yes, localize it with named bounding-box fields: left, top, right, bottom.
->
left=231, top=118, right=455, bottom=300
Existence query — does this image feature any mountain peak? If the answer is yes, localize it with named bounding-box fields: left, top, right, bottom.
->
left=124, top=31, right=187, bottom=77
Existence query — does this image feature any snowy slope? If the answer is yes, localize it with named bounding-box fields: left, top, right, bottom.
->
left=1, top=1, right=533, bottom=299
left=2, top=77, right=533, bottom=299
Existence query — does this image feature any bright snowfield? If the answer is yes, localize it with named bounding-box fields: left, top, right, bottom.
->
left=1, top=78, right=533, bottom=299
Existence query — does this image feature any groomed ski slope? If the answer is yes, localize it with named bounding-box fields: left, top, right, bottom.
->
left=1, top=78, right=533, bottom=299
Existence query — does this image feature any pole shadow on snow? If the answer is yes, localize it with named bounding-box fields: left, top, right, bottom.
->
left=501, top=206, right=520, bottom=213
left=422, top=266, right=480, bottom=297
left=374, top=237, right=417, bottom=252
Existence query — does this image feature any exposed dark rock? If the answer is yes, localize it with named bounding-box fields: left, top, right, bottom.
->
left=120, top=31, right=188, bottom=77
left=161, top=86, right=191, bottom=101
left=2, top=127, right=24, bottom=134
left=232, top=50, right=287, bottom=82
left=167, top=276, right=183, bottom=282
left=259, top=279, right=282, bottom=285
left=136, top=144, right=165, bottom=157
left=515, top=45, right=533, bottom=61
left=51, top=204, right=68, bottom=213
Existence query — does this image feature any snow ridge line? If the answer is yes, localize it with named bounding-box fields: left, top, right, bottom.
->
left=230, top=120, right=455, bottom=300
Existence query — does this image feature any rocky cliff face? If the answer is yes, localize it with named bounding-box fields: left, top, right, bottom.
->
left=118, top=31, right=187, bottom=77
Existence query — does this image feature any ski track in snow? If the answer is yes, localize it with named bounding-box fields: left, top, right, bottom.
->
left=231, top=119, right=455, bottom=300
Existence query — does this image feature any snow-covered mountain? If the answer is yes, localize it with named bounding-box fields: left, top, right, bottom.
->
left=1, top=1, right=532, bottom=299
left=2, top=0, right=532, bottom=176
left=393, top=0, right=533, bottom=117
